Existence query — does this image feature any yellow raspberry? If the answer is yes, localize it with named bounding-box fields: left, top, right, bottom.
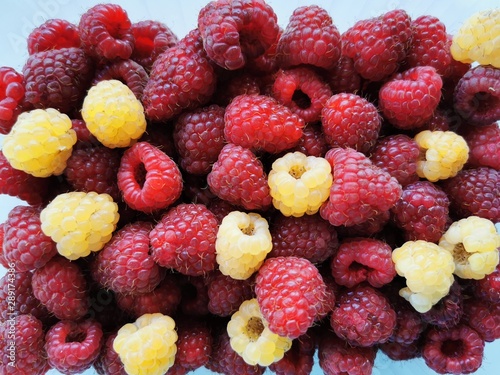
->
left=215, top=211, right=272, bottom=280
left=113, top=313, right=177, bottom=375
left=268, top=151, right=332, bottom=217
left=81, top=79, right=146, bottom=148
left=392, top=240, right=455, bottom=313
left=40, top=191, right=119, bottom=260
left=450, top=9, right=500, bottom=68
left=414, top=130, right=469, bottom=182
left=2, top=108, right=76, bottom=177
left=227, top=298, right=292, bottom=366
left=439, top=216, right=500, bottom=280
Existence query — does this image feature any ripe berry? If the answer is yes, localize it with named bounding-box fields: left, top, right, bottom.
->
left=173, top=319, right=213, bottom=371
left=27, top=18, right=80, bottom=54
left=93, top=332, right=126, bottom=375
left=207, top=271, right=254, bottom=317
left=269, top=332, right=315, bottom=375
left=461, top=123, right=500, bottom=170
left=0, top=66, right=25, bottom=134
left=462, top=297, right=500, bottom=343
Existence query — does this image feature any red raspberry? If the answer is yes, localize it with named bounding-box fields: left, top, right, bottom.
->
left=177, top=275, right=210, bottom=317
left=137, top=122, right=176, bottom=159
left=440, top=167, right=500, bottom=222
left=142, top=29, right=217, bottom=121
left=78, top=3, right=134, bottom=61
left=462, top=298, right=500, bottom=343
left=320, top=147, right=402, bottom=227
left=326, top=55, right=363, bottom=95
left=422, top=324, right=485, bottom=375
left=421, top=281, right=463, bottom=329
left=454, top=65, right=500, bottom=126
left=27, top=18, right=80, bottom=54
left=0, top=66, right=25, bottom=134
left=71, top=118, right=99, bottom=148
left=417, top=107, right=452, bottom=133
left=224, top=94, right=305, bottom=153
left=94, top=333, right=126, bottom=375
left=91, top=221, right=163, bottom=295
left=173, top=319, right=212, bottom=372
left=85, top=286, right=130, bottom=334
left=370, top=134, right=420, bottom=187
left=269, top=213, right=339, bottom=264
left=380, top=341, right=422, bottom=361
left=342, top=9, right=412, bottom=81
left=291, top=123, right=329, bottom=157
left=117, top=141, right=183, bottom=214
left=173, top=104, right=226, bottom=175
left=211, top=70, right=262, bottom=106
left=269, top=332, right=315, bottom=375
left=390, top=181, right=450, bottom=242
left=331, top=237, right=396, bottom=288
left=255, top=256, right=331, bottom=339
left=22, top=47, right=94, bottom=114
left=271, top=67, right=333, bottom=124
left=197, top=0, right=279, bottom=70
left=461, top=122, right=500, bottom=170
left=388, top=302, right=426, bottom=345
left=207, top=143, right=272, bottom=210
left=245, top=27, right=281, bottom=75
left=473, top=263, right=500, bottom=303
left=45, top=319, right=103, bottom=374
left=0, top=314, right=48, bottom=375
left=207, top=272, right=254, bottom=317
left=321, top=93, right=381, bottom=153
left=92, top=59, right=149, bottom=99
left=379, top=66, right=443, bottom=129
left=335, top=210, right=391, bottom=238
left=181, top=174, right=217, bottom=206
left=441, top=33, right=471, bottom=107
left=32, top=255, right=89, bottom=321
left=277, top=5, right=341, bottom=70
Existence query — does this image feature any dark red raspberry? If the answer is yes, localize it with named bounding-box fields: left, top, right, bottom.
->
left=92, top=59, right=149, bottom=99
left=207, top=143, right=272, bottom=210
left=177, top=275, right=210, bottom=317
left=197, top=0, right=279, bottom=70
left=0, top=66, right=25, bottom=134
left=462, top=298, right=500, bottom=343
left=326, top=55, right=363, bottom=95
left=454, top=65, right=500, bottom=126
left=94, top=332, right=126, bottom=375
left=389, top=302, right=426, bottom=345
left=440, top=167, right=500, bottom=222
left=472, top=263, right=500, bottom=303
left=441, top=33, right=471, bottom=107
left=27, top=18, right=80, bottom=54
left=461, top=122, right=500, bottom=170
left=335, top=210, right=391, bottom=238
left=269, top=213, right=338, bottom=264
left=45, top=319, right=103, bottom=374
left=181, top=174, right=217, bottom=206
left=84, top=286, right=130, bottom=335
left=291, top=123, right=329, bottom=157
left=117, top=141, right=183, bottom=214
left=142, top=29, right=217, bottom=121
left=422, top=324, right=485, bottom=375
left=173, top=104, right=226, bottom=175
left=417, top=107, right=452, bottom=133
left=173, top=319, right=212, bottom=372
left=224, top=94, right=305, bottom=153
left=390, top=181, right=450, bottom=242
left=271, top=67, right=333, bottom=124
left=137, top=122, right=176, bottom=159
left=91, top=221, right=163, bottom=295
left=320, top=147, right=402, bottom=227
left=269, top=332, right=315, bottom=375
left=421, top=281, right=463, bottom=329
left=71, top=118, right=99, bottom=147
left=207, top=197, right=238, bottom=223
left=211, top=70, right=262, bottom=106
left=207, top=271, right=254, bottom=317
left=342, top=9, right=412, bottom=81
left=78, top=3, right=134, bottom=61
left=379, top=66, right=443, bottom=129
left=0, top=314, right=48, bottom=375
left=379, top=341, right=422, bottom=361
left=277, top=5, right=341, bottom=70
left=22, top=47, right=94, bottom=114
left=321, top=93, right=381, bottom=153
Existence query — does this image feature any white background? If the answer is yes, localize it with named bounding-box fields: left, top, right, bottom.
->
left=0, top=1, right=499, bottom=374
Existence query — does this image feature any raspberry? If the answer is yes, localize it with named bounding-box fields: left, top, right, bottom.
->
left=0, top=66, right=25, bottom=134
left=453, top=64, right=500, bottom=126
left=462, top=297, right=500, bottom=343
left=342, top=9, right=412, bottom=81
left=173, top=104, right=226, bottom=175
left=421, top=280, right=463, bottom=329
left=212, top=70, right=262, bottom=106
left=335, top=210, right=391, bottom=238
left=173, top=319, right=212, bottom=372
left=422, top=324, right=485, bottom=375
left=0, top=314, right=48, bottom=375
left=450, top=9, right=500, bottom=68
left=414, top=130, right=469, bottom=182
left=390, top=181, right=450, bottom=242
left=94, top=333, right=126, bottom=375
left=40, top=191, right=119, bottom=260
left=388, top=302, right=425, bottom=345
left=320, top=147, right=402, bottom=227
left=45, top=319, right=103, bottom=374
left=331, top=237, right=396, bottom=288
left=150, top=203, right=218, bottom=276
left=177, top=275, right=210, bottom=317
left=117, top=141, right=183, bottom=213
left=181, top=174, right=216, bottom=206
left=137, top=122, right=176, bottom=159
left=269, top=332, right=315, bottom=375
left=197, top=0, right=279, bottom=70
left=291, top=123, right=329, bottom=157
left=255, top=256, right=330, bottom=339
left=113, top=313, right=178, bottom=375
left=321, top=93, right=381, bottom=153
left=32, top=255, right=89, bottom=320
left=79, top=3, right=134, bottom=61
left=207, top=271, right=254, bottom=317
left=269, top=213, right=338, bottom=264
left=461, top=123, right=500, bottom=169
left=326, top=55, right=363, bottom=95
left=71, top=118, right=99, bottom=147
left=91, top=221, right=163, bottom=294
left=81, top=79, right=146, bottom=148
left=439, top=216, right=500, bottom=280
left=271, top=67, right=333, bottom=124
left=2, top=108, right=77, bottom=177
left=207, top=144, right=272, bottom=211
left=473, top=262, right=500, bottom=303
left=215, top=211, right=272, bottom=280
left=379, top=341, right=422, bottom=362
left=27, top=18, right=80, bottom=54
left=379, top=66, right=443, bottom=129
left=392, top=240, right=455, bottom=313
left=276, top=5, right=341, bottom=70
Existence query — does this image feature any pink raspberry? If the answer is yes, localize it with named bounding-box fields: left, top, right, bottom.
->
left=207, top=272, right=254, bottom=317
left=27, top=18, right=80, bottom=54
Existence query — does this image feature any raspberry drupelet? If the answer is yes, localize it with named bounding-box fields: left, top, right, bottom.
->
left=27, top=18, right=80, bottom=54
left=0, top=66, right=25, bottom=134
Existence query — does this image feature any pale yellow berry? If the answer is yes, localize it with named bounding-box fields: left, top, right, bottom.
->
left=81, top=79, right=146, bottom=148
left=227, top=298, right=292, bottom=366
left=216, top=211, right=272, bottom=280
left=2, top=108, right=76, bottom=177
left=268, top=151, right=332, bottom=217
left=113, top=313, right=177, bottom=375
